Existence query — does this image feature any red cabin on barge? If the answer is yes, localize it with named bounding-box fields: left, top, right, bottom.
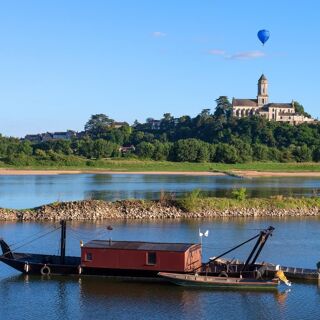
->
left=81, top=240, right=202, bottom=277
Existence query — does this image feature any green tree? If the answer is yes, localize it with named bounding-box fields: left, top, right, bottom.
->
left=152, top=141, right=171, bottom=161
left=267, top=147, right=281, bottom=162
left=292, top=145, right=312, bottom=162
left=231, top=138, right=252, bottom=163
left=214, top=96, right=232, bottom=119
left=92, top=139, right=107, bottom=159
left=34, top=149, right=48, bottom=159
left=172, top=139, right=209, bottom=162
left=78, top=137, right=94, bottom=158
left=279, top=148, right=294, bottom=162
left=293, top=101, right=311, bottom=118
left=91, top=140, right=118, bottom=159
left=52, top=140, right=73, bottom=155
left=136, top=142, right=155, bottom=158
left=214, top=143, right=238, bottom=163
left=84, top=114, right=114, bottom=137
left=252, top=144, right=269, bottom=161
left=18, top=140, right=33, bottom=156
left=312, top=146, right=320, bottom=162
left=208, top=144, right=216, bottom=162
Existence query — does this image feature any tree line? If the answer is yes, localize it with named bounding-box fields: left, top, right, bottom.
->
left=0, top=97, right=319, bottom=165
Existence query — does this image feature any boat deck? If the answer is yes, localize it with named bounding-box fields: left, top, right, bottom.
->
left=12, top=252, right=81, bottom=265
left=208, top=258, right=320, bottom=281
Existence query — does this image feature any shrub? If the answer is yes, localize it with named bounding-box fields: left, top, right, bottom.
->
left=178, top=189, right=202, bottom=211
left=231, top=188, right=247, bottom=201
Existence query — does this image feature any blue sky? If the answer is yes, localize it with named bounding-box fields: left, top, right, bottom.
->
left=0, top=0, right=319, bottom=137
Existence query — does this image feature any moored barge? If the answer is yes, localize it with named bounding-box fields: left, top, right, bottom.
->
left=0, top=221, right=202, bottom=279
left=0, top=221, right=292, bottom=288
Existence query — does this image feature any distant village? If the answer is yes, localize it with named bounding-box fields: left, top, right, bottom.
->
left=24, top=122, right=129, bottom=143
left=24, top=74, right=315, bottom=144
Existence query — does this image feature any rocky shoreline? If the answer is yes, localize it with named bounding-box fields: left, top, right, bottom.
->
left=0, top=200, right=319, bottom=221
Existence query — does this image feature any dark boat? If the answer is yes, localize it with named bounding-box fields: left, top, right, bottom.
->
left=158, top=272, right=280, bottom=290
left=0, top=221, right=80, bottom=276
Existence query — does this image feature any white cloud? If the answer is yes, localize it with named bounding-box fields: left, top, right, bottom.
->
left=208, top=49, right=225, bottom=56
left=152, top=31, right=166, bottom=38
left=227, top=51, right=266, bottom=60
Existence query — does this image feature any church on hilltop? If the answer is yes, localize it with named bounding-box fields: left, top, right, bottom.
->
left=232, top=75, right=315, bottom=124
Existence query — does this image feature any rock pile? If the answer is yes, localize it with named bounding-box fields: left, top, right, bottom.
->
left=0, top=200, right=319, bottom=221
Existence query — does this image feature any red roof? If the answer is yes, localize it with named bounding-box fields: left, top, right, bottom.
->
left=83, top=240, right=199, bottom=252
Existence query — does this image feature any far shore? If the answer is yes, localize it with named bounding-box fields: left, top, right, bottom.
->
left=0, top=169, right=224, bottom=176
left=1, top=168, right=320, bottom=177
left=232, top=170, right=320, bottom=177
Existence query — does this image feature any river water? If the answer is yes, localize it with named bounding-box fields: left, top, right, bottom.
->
left=0, top=174, right=320, bottom=319
left=0, top=174, right=320, bottom=209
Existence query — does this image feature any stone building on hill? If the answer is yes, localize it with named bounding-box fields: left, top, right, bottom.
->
left=232, top=75, right=315, bottom=124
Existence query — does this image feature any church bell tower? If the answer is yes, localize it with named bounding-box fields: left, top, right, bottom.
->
left=257, top=74, right=269, bottom=106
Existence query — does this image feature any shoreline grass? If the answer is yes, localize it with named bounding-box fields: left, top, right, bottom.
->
left=176, top=196, right=320, bottom=212
left=1, top=159, right=320, bottom=173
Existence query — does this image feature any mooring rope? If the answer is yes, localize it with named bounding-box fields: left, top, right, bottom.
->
left=10, top=225, right=61, bottom=252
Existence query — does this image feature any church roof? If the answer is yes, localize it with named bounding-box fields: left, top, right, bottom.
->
left=258, top=74, right=267, bottom=82
left=232, top=98, right=258, bottom=107
left=264, top=103, right=293, bottom=109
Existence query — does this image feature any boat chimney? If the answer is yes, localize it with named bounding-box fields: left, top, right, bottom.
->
left=60, top=220, right=66, bottom=264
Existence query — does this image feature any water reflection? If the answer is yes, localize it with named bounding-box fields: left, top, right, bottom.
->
left=77, top=276, right=287, bottom=320
left=275, top=289, right=290, bottom=306
left=1, top=220, right=320, bottom=320
left=0, top=274, right=290, bottom=320
left=1, top=174, right=320, bottom=209
left=89, top=174, right=113, bottom=184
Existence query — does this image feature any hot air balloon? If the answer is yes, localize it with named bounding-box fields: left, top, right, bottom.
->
left=257, top=29, right=270, bottom=45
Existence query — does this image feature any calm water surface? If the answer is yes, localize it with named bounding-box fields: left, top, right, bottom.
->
left=0, top=219, right=320, bottom=320
left=0, top=174, right=320, bottom=319
left=0, top=174, right=320, bottom=208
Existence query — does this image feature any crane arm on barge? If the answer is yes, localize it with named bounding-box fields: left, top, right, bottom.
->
left=194, top=226, right=275, bottom=273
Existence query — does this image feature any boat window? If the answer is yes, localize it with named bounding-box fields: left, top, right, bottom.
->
left=86, top=252, right=92, bottom=261
left=147, top=252, right=156, bottom=265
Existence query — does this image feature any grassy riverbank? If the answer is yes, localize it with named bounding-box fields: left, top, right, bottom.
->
left=176, top=195, right=320, bottom=212
left=1, top=159, right=320, bottom=174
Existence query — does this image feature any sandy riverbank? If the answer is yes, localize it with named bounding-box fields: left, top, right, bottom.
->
left=232, top=170, right=320, bottom=177
left=0, top=169, right=224, bottom=176
left=1, top=168, right=320, bottom=177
